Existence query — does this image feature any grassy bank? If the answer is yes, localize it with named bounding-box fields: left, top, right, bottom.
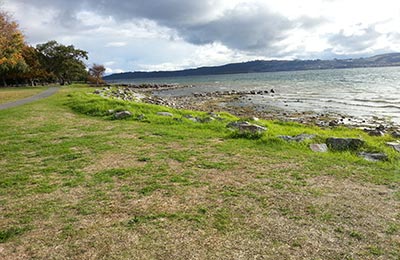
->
left=0, top=87, right=48, bottom=104
left=0, top=85, right=399, bottom=259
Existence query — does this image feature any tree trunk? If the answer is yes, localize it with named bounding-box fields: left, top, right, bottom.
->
left=2, top=76, right=7, bottom=87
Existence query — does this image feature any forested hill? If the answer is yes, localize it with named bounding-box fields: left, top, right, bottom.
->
left=104, top=53, right=400, bottom=80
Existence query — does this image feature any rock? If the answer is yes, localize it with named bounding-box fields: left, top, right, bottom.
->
left=114, top=110, right=132, bottom=119
left=386, top=142, right=400, bottom=152
left=183, top=115, right=199, bottom=122
left=358, top=152, right=388, bottom=162
left=377, top=124, right=385, bottom=131
left=329, top=120, right=338, bottom=127
left=326, top=137, right=365, bottom=151
left=107, top=109, right=115, bottom=115
left=278, top=134, right=316, bottom=142
left=227, top=121, right=267, bottom=134
left=94, top=89, right=101, bottom=94
left=137, top=114, right=145, bottom=120
left=157, top=112, right=173, bottom=117
left=391, top=131, right=400, bottom=138
left=367, top=129, right=385, bottom=136
left=310, top=144, right=328, bottom=153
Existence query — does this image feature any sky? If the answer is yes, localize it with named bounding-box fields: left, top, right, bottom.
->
left=2, top=0, right=400, bottom=73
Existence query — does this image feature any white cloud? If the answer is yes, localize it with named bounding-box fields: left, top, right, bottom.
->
left=105, top=42, right=128, bottom=47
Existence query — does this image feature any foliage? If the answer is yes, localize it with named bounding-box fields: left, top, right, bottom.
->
left=36, top=40, right=88, bottom=85
left=88, top=63, right=106, bottom=85
left=0, top=12, right=27, bottom=86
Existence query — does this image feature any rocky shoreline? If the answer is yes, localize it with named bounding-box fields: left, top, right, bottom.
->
left=94, top=84, right=400, bottom=133
left=92, top=84, right=400, bottom=161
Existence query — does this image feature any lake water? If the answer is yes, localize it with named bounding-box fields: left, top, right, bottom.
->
left=113, top=67, right=400, bottom=124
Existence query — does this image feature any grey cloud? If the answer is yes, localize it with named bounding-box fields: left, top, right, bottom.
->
left=328, top=26, right=382, bottom=53
left=180, top=5, right=292, bottom=51
left=11, top=0, right=303, bottom=52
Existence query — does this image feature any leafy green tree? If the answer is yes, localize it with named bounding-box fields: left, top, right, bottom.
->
left=36, top=40, right=88, bottom=85
left=0, top=12, right=27, bottom=86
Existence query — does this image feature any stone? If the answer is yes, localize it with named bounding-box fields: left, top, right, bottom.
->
left=94, top=89, right=101, bottom=94
left=227, top=121, right=267, bottom=134
left=366, top=129, right=385, bottom=136
left=326, top=137, right=365, bottom=151
left=137, top=114, right=145, bottom=120
left=391, top=131, right=400, bottom=138
left=386, top=142, right=400, bottom=152
left=278, top=134, right=316, bottom=142
left=358, top=152, right=388, bottom=162
left=329, top=120, right=338, bottom=127
left=114, top=110, right=132, bottom=119
left=310, top=144, right=328, bottom=153
left=107, top=109, right=115, bottom=115
left=157, top=112, right=173, bottom=117
left=377, top=124, right=386, bottom=131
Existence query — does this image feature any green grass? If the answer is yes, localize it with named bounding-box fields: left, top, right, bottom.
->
left=0, top=84, right=399, bottom=259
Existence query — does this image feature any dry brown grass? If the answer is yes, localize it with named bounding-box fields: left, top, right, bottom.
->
left=0, top=88, right=46, bottom=104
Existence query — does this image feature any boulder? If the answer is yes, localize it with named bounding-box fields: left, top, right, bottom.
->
left=386, top=142, right=400, bottom=152
left=183, top=115, right=199, bottom=122
left=326, top=137, right=365, bottom=151
left=157, top=112, right=173, bottom=117
left=114, top=110, right=132, bottom=119
left=278, top=134, right=316, bottom=142
left=365, top=129, right=385, bottom=136
left=227, top=121, right=267, bottom=134
left=310, top=144, right=328, bottom=153
left=358, top=152, right=388, bottom=162
left=391, top=131, right=400, bottom=138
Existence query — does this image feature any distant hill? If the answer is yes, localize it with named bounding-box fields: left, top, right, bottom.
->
left=104, top=53, right=400, bottom=80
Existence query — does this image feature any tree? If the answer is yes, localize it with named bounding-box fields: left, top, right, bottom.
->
left=0, top=12, right=27, bottom=86
left=19, top=45, right=53, bottom=86
left=36, top=40, right=88, bottom=85
left=88, top=63, right=106, bottom=85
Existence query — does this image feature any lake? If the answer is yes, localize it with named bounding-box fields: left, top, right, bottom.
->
left=112, top=66, right=400, bottom=124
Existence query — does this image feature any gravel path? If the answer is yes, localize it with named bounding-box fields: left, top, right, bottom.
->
left=0, top=87, right=60, bottom=110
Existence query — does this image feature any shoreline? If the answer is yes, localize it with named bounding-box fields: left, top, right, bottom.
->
left=105, top=83, right=399, bottom=132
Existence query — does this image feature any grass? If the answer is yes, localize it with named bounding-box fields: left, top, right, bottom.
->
left=0, top=86, right=48, bottom=104
left=0, top=84, right=399, bottom=259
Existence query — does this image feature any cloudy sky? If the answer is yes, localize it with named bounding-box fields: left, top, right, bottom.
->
left=3, top=0, right=400, bottom=73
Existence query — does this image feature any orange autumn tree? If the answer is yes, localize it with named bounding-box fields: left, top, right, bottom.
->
left=88, top=63, right=106, bottom=86
left=0, top=11, right=27, bottom=86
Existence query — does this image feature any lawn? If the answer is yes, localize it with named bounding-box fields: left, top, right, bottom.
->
left=0, top=87, right=48, bottom=104
left=0, top=85, right=399, bottom=259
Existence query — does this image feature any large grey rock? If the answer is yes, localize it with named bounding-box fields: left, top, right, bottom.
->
left=367, top=129, right=385, bottom=137
left=358, top=152, right=388, bottom=162
left=391, top=131, right=400, bottom=138
left=310, top=144, right=328, bottom=153
left=157, top=112, right=173, bottom=117
left=386, top=142, right=400, bottom=152
left=326, top=137, right=365, bottom=151
left=227, top=121, right=267, bottom=134
left=114, top=110, right=132, bottom=119
left=278, top=134, right=316, bottom=142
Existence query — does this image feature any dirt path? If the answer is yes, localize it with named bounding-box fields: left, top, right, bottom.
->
left=0, top=87, right=60, bottom=110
